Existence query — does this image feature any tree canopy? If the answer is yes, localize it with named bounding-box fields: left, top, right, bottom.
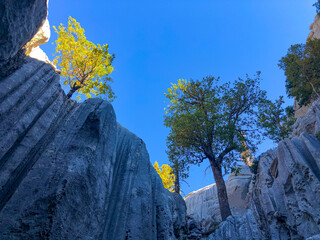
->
left=258, top=96, right=295, bottom=143
left=314, top=0, right=320, bottom=13
left=279, top=39, right=320, bottom=106
left=153, top=162, right=175, bottom=193
left=166, top=136, right=189, bottom=194
left=164, top=73, right=266, bottom=220
left=53, top=17, right=115, bottom=101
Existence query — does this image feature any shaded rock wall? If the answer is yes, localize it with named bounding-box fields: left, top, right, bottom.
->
left=0, top=0, right=48, bottom=68
left=249, top=134, right=320, bottom=239
left=0, top=1, right=186, bottom=239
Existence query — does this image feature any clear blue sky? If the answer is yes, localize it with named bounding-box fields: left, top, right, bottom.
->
left=43, top=0, right=316, bottom=196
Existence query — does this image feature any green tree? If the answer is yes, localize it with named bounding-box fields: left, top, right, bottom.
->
left=314, top=0, right=320, bottom=13
left=258, top=96, right=295, bottom=142
left=166, top=136, right=189, bottom=194
left=164, top=73, right=265, bottom=220
left=53, top=17, right=115, bottom=101
left=153, top=161, right=175, bottom=192
left=279, top=39, right=320, bottom=107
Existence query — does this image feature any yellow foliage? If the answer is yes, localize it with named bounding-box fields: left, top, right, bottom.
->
left=153, top=162, right=175, bottom=192
left=52, top=16, right=115, bottom=101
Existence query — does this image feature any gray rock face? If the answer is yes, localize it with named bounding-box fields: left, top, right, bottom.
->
left=293, top=98, right=320, bottom=136
left=0, top=57, right=186, bottom=239
left=249, top=133, right=320, bottom=239
left=184, top=166, right=253, bottom=233
left=0, top=0, right=48, bottom=67
left=205, top=210, right=263, bottom=240
left=185, top=100, right=320, bottom=240
left=308, top=14, right=320, bottom=40
left=0, top=2, right=187, bottom=239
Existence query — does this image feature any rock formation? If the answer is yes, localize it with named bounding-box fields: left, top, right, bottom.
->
left=1, top=1, right=320, bottom=239
left=25, top=19, right=51, bottom=63
left=186, top=101, right=320, bottom=240
left=0, top=0, right=48, bottom=73
left=184, top=15, right=320, bottom=240
left=0, top=1, right=186, bottom=239
left=308, top=14, right=320, bottom=40
left=294, top=14, right=320, bottom=119
left=184, top=166, right=253, bottom=233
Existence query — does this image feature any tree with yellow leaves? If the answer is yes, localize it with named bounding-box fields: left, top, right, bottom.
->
left=153, top=162, right=175, bottom=192
left=53, top=17, right=115, bottom=101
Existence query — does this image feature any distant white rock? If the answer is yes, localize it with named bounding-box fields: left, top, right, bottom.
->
left=26, top=18, right=51, bottom=63
left=184, top=165, right=253, bottom=232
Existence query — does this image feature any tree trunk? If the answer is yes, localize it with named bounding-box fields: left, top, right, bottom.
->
left=66, top=87, right=77, bottom=99
left=209, top=159, right=232, bottom=221
left=174, top=170, right=180, bottom=194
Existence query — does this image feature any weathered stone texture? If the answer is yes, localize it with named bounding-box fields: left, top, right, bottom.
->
left=205, top=210, right=263, bottom=240
left=0, top=1, right=186, bottom=239
left=184, top=166, right=252, bottom=233
left=308, top=14, right=320, bottom=40
left=293, top=98, right=320, bottom=136
left=0, top=0, right=48, bottom=67
left=249, top=133, right=320, bottom=240
left=0, top=57, right=186, bottom=239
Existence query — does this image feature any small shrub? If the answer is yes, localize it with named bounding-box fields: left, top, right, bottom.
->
left=250, top=159, right=259, bottom=175
left=231, top=166, right=242, bottom=176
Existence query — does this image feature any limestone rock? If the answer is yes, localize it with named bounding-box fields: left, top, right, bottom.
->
left=29, top=46, right=50, bottom=63
left=0, top=57, right=187, bottom=239
left=293, top=13, right=320, bottom=118
left=0, top=0, right=48, bottom=68
left=26, top=18, right=51, bottom=63
left=308, top=14, right=320, bottom=40
left=25, top=19, right=50, bottom=54
left=184, top=165, right=253, bottom=233
left=205, top=210, right=263, bottom=240
left=250, top=133, right=320, bottom=239
left=0, top=0, right=188, bottom=238
left=292, top=98, right=320, bottom=136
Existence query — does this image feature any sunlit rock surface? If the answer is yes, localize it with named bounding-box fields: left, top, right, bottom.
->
left=26, top=19, right=51, bottom=63
left=308, top=14, right=320, bottom=40
left=294, top=15, right=320, bottom=119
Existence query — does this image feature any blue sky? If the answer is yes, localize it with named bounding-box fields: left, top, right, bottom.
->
left=43, top=0, right=316, bottom=196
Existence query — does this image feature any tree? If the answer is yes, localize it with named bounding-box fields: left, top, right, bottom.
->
left=279, top=39, right=320, bottom=107
left=153, top=162, right=175, bottom=192
left=166, top=136, right=189, bottom=194
left=164, top=73, right=265, bottom=221
left=258, top=96, right=295, bottom=143
left=53, top=17, right=115, bottom=101
left=314, top=0, right=320, bottom=13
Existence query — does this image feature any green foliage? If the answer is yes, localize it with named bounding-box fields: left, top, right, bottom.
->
left=166, top=136, right=189, bottom=193
left=164, top=72, right=266, bottom=175
left=316, top=131, right=320, bottom=139
left=53, top=16, right=115, bottom=101
left=258, top=96, right=295, bottom=142
left=230, top=166, right=241, bottom=176
left=279, top=39, right=320, bottom=106
left=250, top=159, right=259, bottom=175
left=153, top=161, right=175, bottom=192
left=314, top=0, right=320, bottom=13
